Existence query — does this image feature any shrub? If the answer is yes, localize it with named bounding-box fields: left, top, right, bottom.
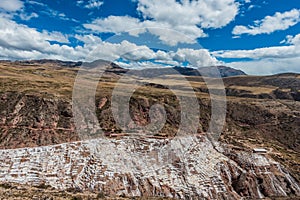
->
left=97, top=191, right=105, bottom=199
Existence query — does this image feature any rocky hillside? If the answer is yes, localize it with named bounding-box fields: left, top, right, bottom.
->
left=222, top=73, right=300, bottom=101
left=0, top=60, right=299, bottom=199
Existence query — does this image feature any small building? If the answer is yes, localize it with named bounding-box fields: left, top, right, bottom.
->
left=253, top=148, right=267, bottom=154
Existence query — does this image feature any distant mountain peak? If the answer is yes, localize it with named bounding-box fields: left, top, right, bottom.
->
left=126, top=65, right=247, bottom=78
left=197, top=65, right=247, bottom=77
left=14, top=59, right=83, bottom=68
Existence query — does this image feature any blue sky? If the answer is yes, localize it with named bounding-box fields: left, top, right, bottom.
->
left=0, top=0, right=299, bottom=74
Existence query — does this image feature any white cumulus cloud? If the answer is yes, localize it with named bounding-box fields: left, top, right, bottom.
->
left=77, top=0, right=103, bottom=9
left=213, top=33, right=300, bottom=75
left=228, top=57, right=300, bottom=75
left=84, top=16, right=144, bottom=36
left=212, top=46, right=299, bottom=59
left=84, top=0, right=239, bottom=46
left=0, top=0, right=23, bottom=12
left=137, top=0, right=238, bottom=29
left=174, top=48, right=219, bottom=67
left=233, top=9, right=300, bottom=35
left=85, top=0, right=103, bottom=9
left=282, top=33, right=300, bottom=45
left=0, top=17, right=80, bottom=60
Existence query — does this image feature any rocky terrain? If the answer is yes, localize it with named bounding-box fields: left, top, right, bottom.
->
left=0, top=60, right=299, bottom=199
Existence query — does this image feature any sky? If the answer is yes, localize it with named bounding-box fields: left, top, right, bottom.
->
left=0, top=0, right=299, bottom=75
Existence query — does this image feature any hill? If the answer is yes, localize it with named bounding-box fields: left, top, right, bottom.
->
left=0, top=59, right=299, bottom=199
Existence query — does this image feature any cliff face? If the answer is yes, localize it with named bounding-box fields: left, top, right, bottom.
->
left=0, top=92, right=78, bottom=149
left=221, top=147, right=300, bottom=198
left=0, top=136, right=299, bottom=199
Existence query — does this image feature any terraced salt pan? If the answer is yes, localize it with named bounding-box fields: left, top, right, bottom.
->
left=0, top=135, right=299, bottom=199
